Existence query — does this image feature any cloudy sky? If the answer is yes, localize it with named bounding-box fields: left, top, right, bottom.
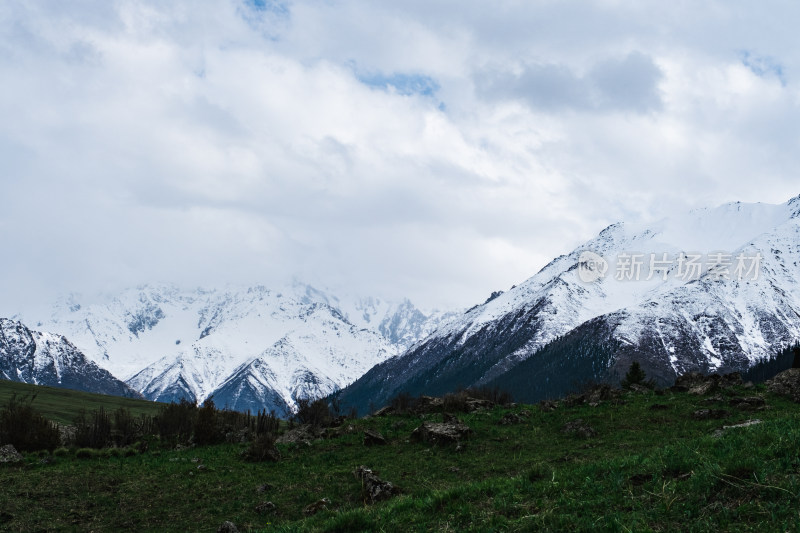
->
left=1, top=0, right=799, bottom=315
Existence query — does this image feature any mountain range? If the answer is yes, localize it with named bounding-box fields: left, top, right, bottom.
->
left=17, top=283, right=453, bottom=414
left=3, top=195, right=799, bottom=414
left=337, top=194, right=800, bottom=411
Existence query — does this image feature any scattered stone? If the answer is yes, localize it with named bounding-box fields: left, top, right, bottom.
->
left=373, top=406, right=395, bottom=417
left=410, top=421, right=472, bottom=445
left=628, top=384, right=651, bottom=394
left=191, top=457, right=201, bottom=463
left=689, top=382, right=717, bottom=396
left=673, top=372, right=742, bottom=395
left=196, top=464, right=207, bottom=471
left=256, top=483, right=274, bottom=493
left=217, top=521, right=238, bottom=533
left=303, top=498, right=331, bottom=516
left=363, top=429, right=387, bottom=446
left=354, top=466, right=400, bottom=504
left=539, top=400, right=558, bottom=412
left=692, top=409, right=729, bottom=420
left=0, top=444, right=23, bottom=464
left=701, top=395, right=725, bottom=404
left=442, top=413, right=461, bottom=424
left=743, top=381, right=755, bottom=389
left=498, top=413, right=527, bottom=425
left=712, top=419, right=763, bottom=438
left=391, top=421, right=404, bottom=430
left=766, top=369, right=800, bottom=402
left=562, top=419, right=597, bottom=438
left=413, top=396, right=444, bottom=414
left=276, top=424, right=325, bottom=446
left=465, top=398, right=495, bottom=412
left=728, top=396, right=766, bottom=410
left=255, top=501, right=276, bottom=514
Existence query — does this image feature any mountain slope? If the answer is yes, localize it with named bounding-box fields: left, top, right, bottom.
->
left=0, top=318, right=141, bottom=398
left=338, top=195, right=800, bottom=411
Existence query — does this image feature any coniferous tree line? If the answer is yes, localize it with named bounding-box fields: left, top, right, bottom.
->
left=741, top=341, right=800, bottom=383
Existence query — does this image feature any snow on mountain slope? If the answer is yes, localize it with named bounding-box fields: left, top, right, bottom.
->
left=29, top=283, right=448, bottom=410
left=0, top=318, right=141, bottom=397
left=211, top=304, right=394, bottom=413
left=337, top=195, right=800, bottom=411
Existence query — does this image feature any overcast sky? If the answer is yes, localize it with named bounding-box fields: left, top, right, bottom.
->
left=1, top=0, right=799, bottom=315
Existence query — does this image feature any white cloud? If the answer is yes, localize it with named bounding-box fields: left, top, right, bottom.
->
left=1, top=0, right=799, bottom=316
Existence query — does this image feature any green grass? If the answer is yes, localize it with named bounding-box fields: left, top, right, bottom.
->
left=2, top=384, right=800, bottom=531
left=0, top=379, right=164, bottom=425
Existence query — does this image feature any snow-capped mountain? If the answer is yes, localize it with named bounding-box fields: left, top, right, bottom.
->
left=337, top=195, right=800, bottom=410
left=0, top=318, right=140, bottom=397
left=28, top=283, right=451, bottom=413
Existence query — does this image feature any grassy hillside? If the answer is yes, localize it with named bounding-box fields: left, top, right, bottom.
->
left=2, top=380, right=800, bottom=531
left=0, top=379, right=163, bottom=425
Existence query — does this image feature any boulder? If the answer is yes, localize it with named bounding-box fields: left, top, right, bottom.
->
left=498, top=413, right=527, bottom=425
left=766, top=368, right=800, bottom=402
left=363, top=430, right=387, bottom=446
left=303, top=498, right=331, bottom=516
left=0, top=444, right=23, bottom=464
left=256, top=483, right=274, bottom=493
left=465, top=398, right=495, bottom=412
left=276, top=424, right=325, bottom=446
left=692, top=409, right=729, bottom=420
left=217, top=521, right=238, bottom=533
left=354, top=466, right=399, bottom=504
left=255, top=501, right=276, bottom=514
left=413, top=396, right=444, bottom=414
left=674, top=372, right=742, bottom=395
left=373, top=406, right=395, bottom=417
left=728, top=396, right=766, bottom=410
left=410, top=421, right=472, bottom=445
left=539, top=400, right=558, bottom=412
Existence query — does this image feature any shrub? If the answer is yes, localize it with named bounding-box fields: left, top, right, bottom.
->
left=442, top=391, right=470, bottom=412
left=112, top=408, right=141, bottom=447
left=155, top=399, right=196, bottom=445
left=463, top=385, right=514, bottom=405
left=194, top=399, right=223, bottom=446
left=293, top=397, right=332, bottom=428
left=53, top=447, right=70, bottom=457
left=74, top=408, right=112, bottom=448
left=390, top=392, right=418, bottom=413
left=0, top=393, right=60, bottom=452
left=254, top=409, right=280, bottom=437
left=242, top=434, right=281, bottom=462
left=75, top=448, right=98, bottom=459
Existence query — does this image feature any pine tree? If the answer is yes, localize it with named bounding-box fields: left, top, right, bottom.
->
left=621, top=361, right=652, bottom=389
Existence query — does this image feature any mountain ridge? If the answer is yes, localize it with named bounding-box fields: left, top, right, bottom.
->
left=337, top=195, right=800, bottom=411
